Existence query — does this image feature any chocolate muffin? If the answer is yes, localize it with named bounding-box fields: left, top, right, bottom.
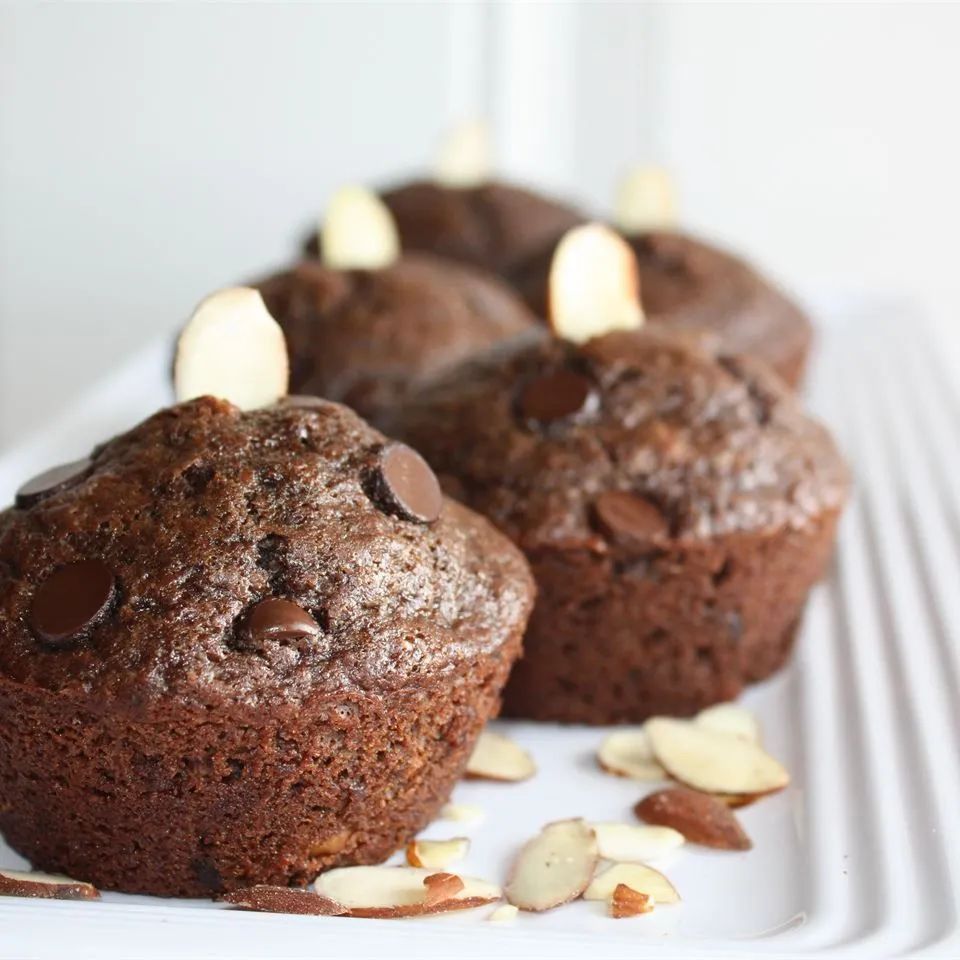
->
left=0, top=396, right=533, bottom=896
left=255, top=254, right=536, bottom=426
left=389, top=328, right=848, bottom=723
left=508, top=230, right=813, bottom=389
left=305, top=181, right=585, bottom=277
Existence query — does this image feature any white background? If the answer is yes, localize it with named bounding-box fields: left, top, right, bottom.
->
left=2, top=1, right=959, bottom=447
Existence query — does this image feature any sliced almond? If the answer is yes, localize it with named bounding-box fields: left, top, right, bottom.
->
left=405, top=837, right=470, bottom=870
left=321, top=185, right=400, bottom=270
left=646, top=717, right=789, bottom=798
left=422, top=872, right=465, bottom=906
left=597, top=728, right=667, bottom=782
left=488, top=903, right=519, bottom=923
left=465, top=731, right=536, bottom=782
left=435, top=119, right=491, bottom=188
left=614, top=165, right=677, bottom=233
left=220, top=885, right=346, bottom=915
left=584, top=863, right=679, bottom=905
left=611, top=883, right=654, bottom=919
left=0, top=869, right=99, bottom=901
left=694, top=703, right=760, bottom=743
left=635, top=788, right=752, bottom=851
left=174, top=287, right=289, bottom=410
left=505, top=818, right=598, bottom=912
left=590, top=823, right=684, bottom=863
left=548, top=223, right=644, bottom=344
left=439, top=802, right=484, bottom=823
left=314, top=866, right=499, bottom=918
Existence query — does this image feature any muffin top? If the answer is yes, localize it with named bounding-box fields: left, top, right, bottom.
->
left=255, top=254, right=536, bottom=425
left=0, top=397, right=534, bottom=713
left=389, top=328, right=849, bottom=552
left=508, top=230, right=812, bottom=386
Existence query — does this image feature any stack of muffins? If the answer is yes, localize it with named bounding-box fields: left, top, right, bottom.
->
left=0, top=129, right=848, bottom=899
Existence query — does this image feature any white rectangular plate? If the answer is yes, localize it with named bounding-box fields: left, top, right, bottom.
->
left=0, top=299, right=958, bottom=959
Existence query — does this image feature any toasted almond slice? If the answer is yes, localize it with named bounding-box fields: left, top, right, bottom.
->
left=220, top=885, right=346, bottom=915
left=584, top=863, right=679, bottom=905
left=321, top=185, right=400, bottom=270
left=423, top=872, right=465, bottom=906
left=174, top=287, right=289, bottom=410
left=590, top=823, right=684, bottom=863
left=646, top=717, right=789, bottom=798
left=597, top=728, right=667, bottom=782
left=611, top=883, right=654, bottom=918
left=614, top=166, right=677, bottom=233
left=505, top=818, right=598, bottom=912
left=635, top=788, right=752, bottom=851
left=406, top=837, right=470, bottom=870
left=548, top=223, right=644, bottom=344
left=439, top=802, right=484, bottom=823
left=0, top=869, right=100, bottom=901
left=694, top=703, right=761, bottom=743
left=465, top=731, right=536, bottom=782
left=435, top=119, right=491, bottom=188
left=488, top=903, right=519, bottom=923
left=314, top=866, right=499, bottom=918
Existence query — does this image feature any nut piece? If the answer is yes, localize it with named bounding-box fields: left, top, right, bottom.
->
left=597, top=728, right=667, bottom=782
left=505, top=818, right=599, bottom=912
left=0, top=869, right=99, bottom=901
left=221, top=885, right=346, bottom=915
left=174, top=287, right=289, bottom=410
left=584, top=863, right=679, bottom=905
left=405, top=837, right=470, bottom=870
left=314, top=866, right=500, bottom=918
left=694, top=703, right=760, bottom=743
left=321, top=185, right=400, bottom=270
left=590, top=823, right=684, bottom=863
left=645, top=717, right=789, bottom=798
left=488, top=903, right=519, bottom=923
left=439, top=802, right=484, bottom=823
left=434, top=119, right=491, bottom=188
left=465, top=731, right=536, bottom=782
left=635, top=788, right=752, bottom=851
left=611, top=883, right=654, bottom=919
left=548, top=223, right=644, bottom=344
left=614, top=165, right=677, bottom=233
left=422, top=872, right=465, bottom=906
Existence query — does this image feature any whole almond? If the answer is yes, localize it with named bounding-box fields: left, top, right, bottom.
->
left=635, top=787, right=752, bottom=851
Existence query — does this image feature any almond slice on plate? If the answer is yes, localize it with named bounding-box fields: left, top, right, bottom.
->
left=321, top=185, right=400, bottom=270
left=597, top=728, right=667, bottom=782
left=406, top=837, right=470, bottom=870
left=694, top=703, right=761, bottom=743
left=220, top=885, right=346, bottom=915
left=590, top=823, right=684, bottom=862
left=422, top=872, right=465, bottom=906
left=584, top=863, right=679, bottom=905
left=0, top=869, right=100, bottom=900
left=439, top=802, right=484, bottom=823
left=174, top=287, right=289, bottom=410
left=635, top=788, right=752, bottom=851
left=314, top=866, right=499, bottom=918
left=465, top=731, right=536, bottom=782
left=610, top=883, right=655, bottom=918
left=548, top=223, right=644, bottom=344
left=645, top=717, right=789, bottom=798
left=434, top=119, right=491, bottom=188
left=505, top=818, right=598, bottom=912
left=614, top=166, right=677, bottom=233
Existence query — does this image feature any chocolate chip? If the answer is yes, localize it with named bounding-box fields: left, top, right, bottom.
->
left=371, top=444, right=443, bottom=524
left=15, top=458, right=92, bottom=508
left=592, top=491, right=669, bottom=547
left=30, top=560, right=115, bottom=646
left=241, top=599, right=320, bottom=650
left=517, top=369, right=597, bottom=426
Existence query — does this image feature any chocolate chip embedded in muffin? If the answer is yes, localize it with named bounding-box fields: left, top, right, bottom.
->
left=516, top=369, right=598, bottom=428
left=369, top=444, right=443, bottom=524
left=0, top=396, right=534, bottom=896
left=15, top=458, right=92, bottom=509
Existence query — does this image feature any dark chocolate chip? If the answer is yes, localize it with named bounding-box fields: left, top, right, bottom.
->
left=517, top=369, right=597, bottom=426
left=30, top=560, right=115, bottom=646
left=592, top=491, right=669, bottom=546
left=15, top=458, right=92, bottom=508
left=241, top=599, right=320, bottom=650
left=191, top=857, right=224, bottom=893
left=371, top=444, right=443, bottom=524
